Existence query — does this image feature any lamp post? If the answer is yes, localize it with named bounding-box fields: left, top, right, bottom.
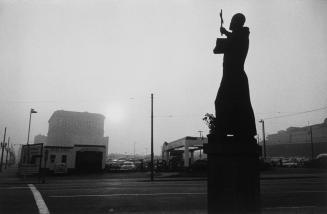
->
left=0, top=127, right=7, bottom=172
left=309, top=126, right=314, bottom=160
left=26, top=108, right=37, bottom=163
left=27, top=108, right=37, bottom=145
left=259, top=119, right=266, bottom=159
left=5, top=137, right=10, bottom=169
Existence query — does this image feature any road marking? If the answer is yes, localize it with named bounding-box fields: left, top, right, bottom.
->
left=0, top=186, right=30, bottom=190
left=28, top=184, right=50, bottom=214
left=264, top=205, right=317, bottom=210
left=49, top=192, right=206, bottom=198
left=264, top=190, right=327, bottom=193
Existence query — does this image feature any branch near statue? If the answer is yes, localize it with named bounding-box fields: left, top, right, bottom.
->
left=203, top=11, right=261, bottom=213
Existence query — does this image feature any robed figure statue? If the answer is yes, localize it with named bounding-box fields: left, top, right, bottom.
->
left=213, top=13, right=257, bottom=140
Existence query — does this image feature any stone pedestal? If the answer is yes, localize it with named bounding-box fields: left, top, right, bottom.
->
left=203, top=134, right=261, bottom=213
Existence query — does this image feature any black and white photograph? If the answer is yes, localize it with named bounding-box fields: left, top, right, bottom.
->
left=0, top=0, right=327, bottom=213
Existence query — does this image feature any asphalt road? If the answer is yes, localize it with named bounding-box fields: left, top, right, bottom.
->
left=1, top=176, right=327, bottom=213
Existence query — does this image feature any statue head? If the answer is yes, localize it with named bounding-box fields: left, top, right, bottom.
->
left=229, top=13, right=246, bottom=31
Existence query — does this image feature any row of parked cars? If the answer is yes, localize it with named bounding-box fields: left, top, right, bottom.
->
left=106, top=159, right=139, bottom=171
left=107, top=158, right=201, bottom=172
left=105, top=158, right=167, bottom=171
left=265, top=154, right=327, bottom=168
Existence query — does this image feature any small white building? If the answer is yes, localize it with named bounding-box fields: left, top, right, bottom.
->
left=32, top=110, right=110, bottom=173
left=43, top=144, right=107, bottom=173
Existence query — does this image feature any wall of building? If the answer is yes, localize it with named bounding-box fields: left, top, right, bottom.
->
left=46, top=110, right=108, bottom=154
left=266, top=142, right=327, bottom=158
left=264, top=118, right=327, bottom=157
left=34, top=134, right=47, bottom=144
left=43, top=145, right=106, bottom=172
left=267, top=118, right=327, bottom=145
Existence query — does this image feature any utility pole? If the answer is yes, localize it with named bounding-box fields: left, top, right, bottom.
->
left=310, top=126, right=314, bottom=160
left=5, top=137, right=10, bottom=169
left=0, top=127, right=7, bottom=172
left=150, top=93, right=154, bottom=181
left=259, top=119, right=266, bottom=159
left=133, top=142, right=136, bottom=159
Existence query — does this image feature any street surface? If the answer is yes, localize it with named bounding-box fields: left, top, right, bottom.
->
left=1, top=170, right=327, bottom=213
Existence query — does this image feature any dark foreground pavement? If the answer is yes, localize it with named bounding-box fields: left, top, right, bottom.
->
left=1, top=167, right=327, bottom=213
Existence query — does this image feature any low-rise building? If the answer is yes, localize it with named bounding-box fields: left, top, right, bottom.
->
left=264, top=118, right=327, bottom=157
left=39, top=110, right=109, bottom=173
left=162, top=136, right=207, bottom=168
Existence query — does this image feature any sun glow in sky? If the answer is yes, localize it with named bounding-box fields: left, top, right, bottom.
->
left=106, top=102, right=127, bottom=124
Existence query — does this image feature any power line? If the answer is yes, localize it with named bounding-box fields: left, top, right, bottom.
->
left=154, top=106, right=327, bottom=119
left=263, top=106, right=327, bottom=120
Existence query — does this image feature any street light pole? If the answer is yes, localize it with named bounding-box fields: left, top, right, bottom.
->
left=310, top=126, right=314, bottom=160
left=27, top=108, right=37, bottom=145
left=5, top=137, right=10, bottom=169
left=259, top=119, right=266, bottom=159
left=0, top=127, right=7, bottom=172
left=26, top=108, right=37, bottom=163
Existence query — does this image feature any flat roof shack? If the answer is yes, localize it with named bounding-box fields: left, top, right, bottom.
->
left=43, top=145, right=106, bottom=174
left=42, top=110, right=109, bottom=173
left=162, top=136, right=208, bottom=168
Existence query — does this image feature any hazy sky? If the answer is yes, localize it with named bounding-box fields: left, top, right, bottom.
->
left=0, top=0, right=326, bottom=155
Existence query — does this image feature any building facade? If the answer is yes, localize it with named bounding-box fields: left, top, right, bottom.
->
left=267, top=118, right=327, bottom=145
left=265, top=118, right=327, bottom=157
left=47, top=110, right=107, bottom=148
left=34, top=134, right=47, bottom=145
left=43, top=110, right=109, bottom=173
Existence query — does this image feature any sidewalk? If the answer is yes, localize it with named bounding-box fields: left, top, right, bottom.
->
left=0, top=166, right=39, bottom=185
left=0, top=166, right=19, bottom=184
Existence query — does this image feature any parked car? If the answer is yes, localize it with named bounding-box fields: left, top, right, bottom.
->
left=190, top=159, right=207, bottom=171
left=133, top=160, right=144, bottom=171
left=105, top=161, right=121, bottom=171
left=120, top=161, right=136, bottom=171
left=281, top=159, right=298, bottom=168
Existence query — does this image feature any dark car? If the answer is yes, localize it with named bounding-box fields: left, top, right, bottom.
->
left=105, top=160, right=121, bottom=171
left=190, top=159, right=207, bottom=171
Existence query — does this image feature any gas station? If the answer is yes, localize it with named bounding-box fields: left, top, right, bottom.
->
left=162, top=136, right=207, bottom=168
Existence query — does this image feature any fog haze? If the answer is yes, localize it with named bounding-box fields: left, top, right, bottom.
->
left=0, top=0, right=326, bottom=155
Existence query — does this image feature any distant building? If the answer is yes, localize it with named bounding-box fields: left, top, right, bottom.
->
left=34, top=134, right=47, bottom=144
left=42, top=110, right=109, bottom=173
left=264, top=118, right=327, bottom=157
left=267, top=118, right=327, bottom=145
left=47, top=110, right=107, bottom=149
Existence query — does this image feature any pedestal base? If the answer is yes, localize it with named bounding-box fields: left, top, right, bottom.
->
left=203, top=135, right=261, bottom=213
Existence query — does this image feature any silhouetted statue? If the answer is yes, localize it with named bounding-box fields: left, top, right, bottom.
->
left=213, top=13, right=257, bottom=140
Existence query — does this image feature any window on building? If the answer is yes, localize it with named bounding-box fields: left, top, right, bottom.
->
left=50, top=155, right=56, bottom=163
left=61, top=155, right=67, bottom=163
